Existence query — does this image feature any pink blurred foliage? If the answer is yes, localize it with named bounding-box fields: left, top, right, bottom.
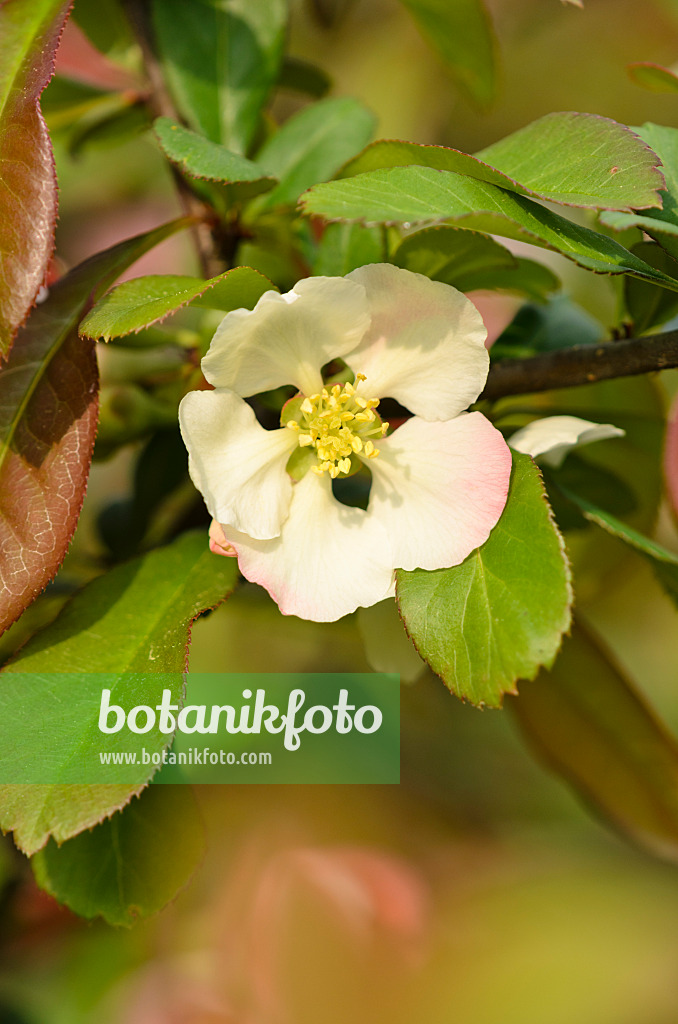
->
left=664, top=394, right=678, bottom=520
left=119, top=840, right=430, bottom=1024
left=55, top=19, right=138, bottom=91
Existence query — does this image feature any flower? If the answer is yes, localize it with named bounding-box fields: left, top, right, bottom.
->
left=179, top=264, right=512, bottom=622
left=509, top=415, right=624, bottom=467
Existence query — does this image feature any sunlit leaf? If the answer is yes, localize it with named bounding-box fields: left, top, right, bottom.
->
left=314, top=222, right=384, bottom=276
left=301, top=166, right=678, bottom=290
left=0, top=0, right=71, bottom=360
left=340, top=114, right=665, bottom=211
left=600, top=125, right=678, bottom=244
left=0, top=530, right=238, bottom=856
left=32, top=785, right=204, bottom=926
left=150, top=0, right=287, bottom=154
left=396, top=452, right=572, bottom=707
left=80, top=267, right=274, bottom=340
left=253, top=97, right=377, bottom=212
left=0, top=219, right=190, bottom=638
left=154, top=117, right=277, bottom=199
left=512, top=624, right=678, bottom=863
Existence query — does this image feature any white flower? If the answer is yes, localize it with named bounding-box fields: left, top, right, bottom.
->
left=509, top=415, right=625, bottom=467
left=179, top=264, right=512, bottom=621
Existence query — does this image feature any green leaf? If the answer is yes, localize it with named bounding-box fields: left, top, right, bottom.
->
left=314, top=222, right=384, bottom=276
left=491, top=295, right=603, bottom=360
left=0, top=0, right=71, bottom=359
left=512, top=624, right=678, bottom=863
left=627, top=62, right=678, bottom=94
left=150, top=0, right=287, bottom=153
left=0, top=218, right=191, bottom=638
left=252, top=97, right=377, bottom=212
left=396, top=452, right=572, bottom=708
left=493, top=376, right=665, bottom=591
left=80, top=267, right=275, bottom=340
left=32, top=785, right=205, bottom=926
left=340, top=113, right=665, bottom=211
left=624, top=241, right=678, bottom=333
left=278, top=56, right=331, bottom=99
left=476, top=113, right=664, bottom=211
left=394, top=225, right=559, bottom=298
left=72, top=0, right=134, bottom=57
left=561, top=490, right=678, bottom=607
left=600, top=125, right=678, bottom=243
left=301, top=166, right=678, bottom=291
left=0, top=531, right=238, bottom=856
left=398, top=0, right=496, bottom=109
left=154, top=117, right=277, bottom=199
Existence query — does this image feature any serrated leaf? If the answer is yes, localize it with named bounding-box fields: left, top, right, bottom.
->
left=341, top=114, right=665, bottom=211
left=32, top=785, right=204, bottom=926
left=301, top=166, right=678, bottom=291
left=314, top=222, right=384, bottom=276
left=80, top=267, right=275, bottom=340
left=398, top=0, right=496, bottom=109
left=600, top=125, right=678, bottom=244
left=150, top=0, right=287, bottom=154
left=154, top=117, right=277, bottom=199
left=0, top=0, right=71, bottom=360
left=0, top=218, right=191, bottom=638
left=396, top=452, right=572, bottom=708
left=395, top=226, right=559, bottom=298
left=253, top=97, right=377, bottom=212
left=0, top=530, right=238, bottom=856
left=512, top=624, right=678, bottom=863
left=627, top=62, right=678, bottom=94
left=476, top=113, right=664, bottom=210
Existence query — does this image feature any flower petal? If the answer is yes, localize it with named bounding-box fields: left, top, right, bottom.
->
left=179, top=389, right=297, bottom=540
left=509, top=415, right=625, bottom=468
left=367, top=412, right=512, bottom=571
left=346, top=264, right=488, bottom=419
left=222, top=472, right=394, bottom=622
left=201, top=277, right=371, bottom=397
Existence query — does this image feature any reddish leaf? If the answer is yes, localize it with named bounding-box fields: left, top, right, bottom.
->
left=0, top=219, right=191, bottom=637
left=0, top=0, right=72, bottom=361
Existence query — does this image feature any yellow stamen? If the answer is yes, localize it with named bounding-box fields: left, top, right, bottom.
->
left=284, top=373, right=389, bottom=478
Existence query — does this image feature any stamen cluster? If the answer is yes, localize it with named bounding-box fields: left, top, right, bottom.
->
left=286, top=374, right=389, bottom=478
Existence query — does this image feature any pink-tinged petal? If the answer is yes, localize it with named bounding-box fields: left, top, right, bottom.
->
left=209, top=520, right=237, bottom=557
left=179, top=389, right=297, bottom=540
left=665, top=396, right=678, bottom=521
left=201, top=277, right=370, bottom=397
left=509, top=414, right=625, bottom=468
left=465, top=290, right=522, bottom=349
left=346, top=264, right=488, bottom=419
left=367, top=412, right=512, bottom=571
left=222, top=472, right=394, bottom=622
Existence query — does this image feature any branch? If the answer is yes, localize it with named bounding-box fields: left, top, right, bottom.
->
left=481, top=329, right=678, bottom=401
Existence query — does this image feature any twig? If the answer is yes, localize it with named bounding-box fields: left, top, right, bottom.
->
left=481, top=330, right=678, bottom=401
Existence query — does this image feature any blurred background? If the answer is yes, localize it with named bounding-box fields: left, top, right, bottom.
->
left=4, top=0, right=678, bottom=1020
